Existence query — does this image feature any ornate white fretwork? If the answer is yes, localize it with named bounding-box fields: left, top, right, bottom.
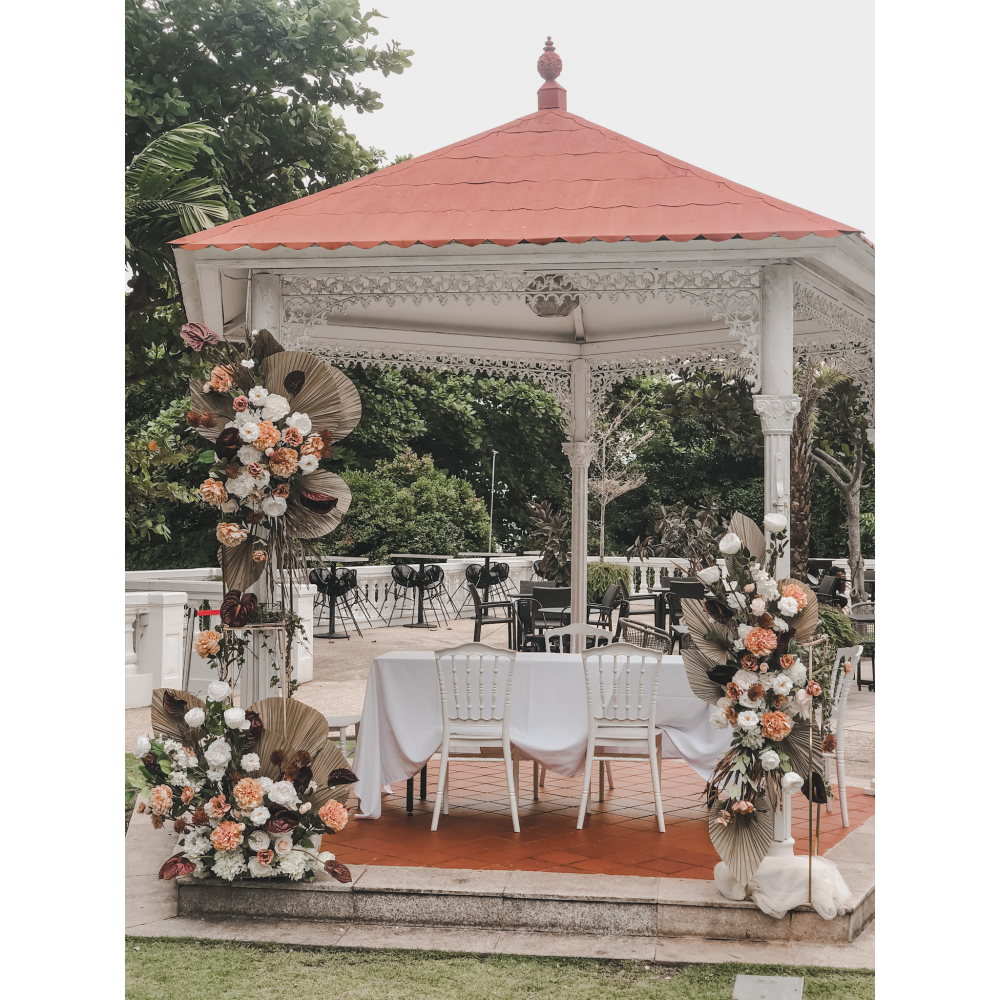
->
left=793, top=280, right=875, bottom=424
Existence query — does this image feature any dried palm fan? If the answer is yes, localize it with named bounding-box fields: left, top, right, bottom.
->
left=262, top=351, right=362, bottom=443
left=708, top=798, right=774, bottom=886
left=151, top=689, right=206, bottom=744
left=682, top=646, right=728, bottom=705
left=186, top=379, right=233, bottom=443
left=727, top=511, right=766, bottom=563
left=778, top=578, right=820, bottom=642
left=285, top=470, right=352, bottom=538
left=246, top=697, right=355, bottom=805
left=681, top=598, right=735, bottom=667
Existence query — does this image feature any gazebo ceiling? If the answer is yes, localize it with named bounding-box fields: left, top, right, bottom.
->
left=172, top=110, right=860, bottom=253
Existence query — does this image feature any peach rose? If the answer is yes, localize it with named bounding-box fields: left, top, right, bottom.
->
left=725, top=682, right=742, bottom=701
left=148, top=785, right=174, bottom=816
left=181, top=786, right=195, bottom=804
left=319, top=800, right=349, bottom=832
left=207, top=795, right=231, bottom=819
left=781, top=583, right=809, bottom=612
left=760, top=711, right=793, bottom=741
left=251, top=549, right=268, bottom=563
left=209, top=365, right=234, bottom=393
left=740, top=653, right=758, bottom=671
left=806, top=680, right=822, bottom=697
left=272, top=483, right=290, bottom=498
left=254, top=420, right=281, bottom=451
left=200, top=478, right=228, bottom=506
left=780, top=654, right=796, bottom=669
left=744, top=628, right=778, bottom=657
left=210, top=820, right=243, bottom=852
left=268, top=447, right=299, bottom=478
left=731, top=800, right=755, bottom=815
left=233, top=395, right=249, bottom=412
left=216, top=522, right=249, bottom=548
left=282, top=426, right=303, bottom=446
left=256, top=849, right=275, bottom=866
left=299, top=435, right=324, bottom=459
left=233, top=777, right=263, bottom=811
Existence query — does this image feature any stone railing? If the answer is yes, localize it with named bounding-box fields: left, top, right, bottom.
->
left=124, top=592, right=186, bottom=709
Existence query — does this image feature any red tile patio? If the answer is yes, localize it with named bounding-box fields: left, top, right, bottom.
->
left=324, top=759, right=875, bottom=880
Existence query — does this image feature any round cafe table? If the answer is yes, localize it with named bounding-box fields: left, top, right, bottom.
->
left=389, top=554, right=450, bottom=629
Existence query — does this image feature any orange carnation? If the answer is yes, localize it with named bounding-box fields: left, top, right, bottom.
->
left=208, top=365, right=234, bottom=392
left=207, top=795, right=231, bottom=818
left=268, top=447, right=299, bottom=478
left=744, top=628, right=778, bottom=657
left=148, top=785, right=174, bottom=816
left=200, top=478, right=228, bottom=506
left=255, top=420, right=281, bottom=451
left=216, top=522, right=248, bottom=548
left=760, top=711, right=793, bottom=741
left=233, top=777, right=263, bottom=811
left=282, top=426, right=303, bottom=446
left=194, top=630, right=220, bottom=658
left=781, top=583, right=809, bottom=612
left=210, top=820, right=243, bottom=852
left=299, top=435, right=324, bottom=459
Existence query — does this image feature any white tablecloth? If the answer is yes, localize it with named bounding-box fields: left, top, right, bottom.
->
left=352, top=650, right=730, bottom=819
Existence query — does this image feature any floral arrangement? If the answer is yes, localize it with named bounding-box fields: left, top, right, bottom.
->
left=180, top=324, right=360, bottom=595
left=134, top=686, right=357, bottom=884
left=680, top=512, right=823, bottom=885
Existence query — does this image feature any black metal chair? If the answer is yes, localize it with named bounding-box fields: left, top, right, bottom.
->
left=382, top=563, right=418, bottom=623
left=532, top=585, right=571, bottom=631
left=416, top=563, right=448, bottom=626
left=586, top=583, right=621, bottom=629
left=813, top=574, right=848, bottom=608
left=309, top=568, right=331, bottom=627
left=468, top=584, right=516, bottom=648
left=849, top=602, right=875, bottom=691
left=514, top=597, right=547, bottom=651
left=664, top=580, right=706, bottom=653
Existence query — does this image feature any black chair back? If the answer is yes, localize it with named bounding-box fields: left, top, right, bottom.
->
left=669, top=580, right=706, bottom=601
left=534, top=586, right=571, bottom=609
left=308, top=568, right=330, bottom=589
left=465, top=563, right=488, bottom=588
left=599, top=583, right=620, bottom=609
left=418, top=564, right=444, bottom=588
left=392, top=564, right=417, bottom=588
left=494, top=562, right=510, bottom=582
left=519, top=580, right=536, bottom=595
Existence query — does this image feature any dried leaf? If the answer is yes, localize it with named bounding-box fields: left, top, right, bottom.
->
left=327, top=768, right=359, bottom=787
left=708, top=799, right=773, bottom=886
left=162, top=691, right=188, bottom=717
left=704, top=599, right=733, bottom=624
left=293, top=765, right=313, bottom=796
left=728, top=512, right=766, bottom=564
left=324, top=860, right=353, bottom=883
left=264, top=808, right=298, bottom=833
left=283, top=370, right=306, bottom=395
left=158, top=853, right=196, bottom=880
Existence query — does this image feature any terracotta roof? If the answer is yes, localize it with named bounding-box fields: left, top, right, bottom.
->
left=172, top=109, right=859, bottom=251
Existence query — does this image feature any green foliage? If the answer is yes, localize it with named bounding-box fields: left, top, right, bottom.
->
left=818, top=605, right=863, bottom=650
left=125, top=939, right=876, bottom=999
left=586, top=563, right=631, bottom=605
left=527, top=500, right=571, bottom=585
left=125, top=753, right=145, bottom=833
left=317, top=451, right=489, bottom=564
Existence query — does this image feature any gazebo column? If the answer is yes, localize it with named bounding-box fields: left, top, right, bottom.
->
left=249, top=271, right=281, bottom=337
left=562, top=359, right=596, bottom=625
left=754, top=264, right=801, bottom=580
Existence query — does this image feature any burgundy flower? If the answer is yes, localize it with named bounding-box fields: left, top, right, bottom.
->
left=158, top=853, right=196, bottom=880
left=179, top=322, right=219, bottom=351
left=233, top=396, right=249, bottom=412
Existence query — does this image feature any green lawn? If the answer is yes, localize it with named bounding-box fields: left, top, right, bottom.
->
left=126, top=939, right=874, bottom=999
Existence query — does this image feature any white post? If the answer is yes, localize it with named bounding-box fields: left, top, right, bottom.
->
left=768, top=770, right=804, bottom=857
left=124, top=599, right=153, bottom=709
left=755, top=263, right=801, bottom=579
left=135, top=592, right=186, bottom=690
left=250, top=271, right=281, bottom=338
left=561, top=359, right=595, bottom=626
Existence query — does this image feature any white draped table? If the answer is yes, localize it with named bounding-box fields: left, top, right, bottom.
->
left=352, top=650, right=731, bottom=819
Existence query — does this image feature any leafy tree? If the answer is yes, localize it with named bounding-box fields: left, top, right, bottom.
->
left=526, top=500, right=571, bottom=585
left=318, top=451, right=489, bottom=564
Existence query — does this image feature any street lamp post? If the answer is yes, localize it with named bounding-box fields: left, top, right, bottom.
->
left=487, top=449, right=498, bottom=553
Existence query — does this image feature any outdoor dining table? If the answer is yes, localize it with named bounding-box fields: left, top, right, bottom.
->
left=311, top=557, right=371, bottom=639
left=351, top=649, right=732, bottom=820
left=389, top=554, right=450, bottom=629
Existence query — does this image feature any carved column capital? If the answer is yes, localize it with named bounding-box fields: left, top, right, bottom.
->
left=753, top=394, right=801, bottom=434
left=562, top=441, right=598, bottom=468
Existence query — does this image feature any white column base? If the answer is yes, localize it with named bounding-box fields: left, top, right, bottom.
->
left=125, top=673, right=153, bottom=709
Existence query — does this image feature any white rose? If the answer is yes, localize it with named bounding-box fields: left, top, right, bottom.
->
left=224, top=707, right=249, bottom=730
left=261, top=496, right=287, bottom=517
left=249, top=806, right=271, bottom=826
left=760, top=749, right=781, bottom=771
left=227, top=474, right=254, bottom=499
left=133, top=734, right=151, bottom=756
left=220, top=499, right=239, bottom=513
left=763, top=514, right=787, bottom=534
left=206, top=766, right=226, bottom=781
left=241, top=753, right=260, bottom=772
left=786, top=662, right=807, bottom=685
left=247, top=857, right=274, bottom=878
left=248, top=386, right=269, bottom=404
left=273, top=835, right=293, bottom=856
left=184, top=707, right=206, bottom=728
left=247, top=829, right=270, bottom=852
left=204, top=738, right=232, bottom=768
left=250, top=468, right=270, bottom=487
left=240, top=359, right=255, bottom=369
left=697, top=565, right=721, bottom=585
left=257, top=776, right=274, bottom=791
left=237, top=445, right=262, bottom=465
left=719, top=532, right=742, bottom=555
left=207, top=681, right=231, bottom=702
left=737, top=710, right=759, bottom=730
left=286, top=411, right=312, bottom=436
left=267, top=780, right=298, bottom=807
left=739, top=691, right=763, bottom=709
left=732, top=669, right=755, bottom=689
left=260, top=393, right=290, bottom=421
left=772, top=675, right=793, bottom=697
left=238, top=422, right=261, bottom=443
left=737, top=624, right=753, bottom=640
left=716, top=696, right=732, bottom=709
left=709, top=710, right=729, bottom=730
left=232, top=409, right=255, bottom=428
left=298, top=454, right=319, bottom=474
left=772, top=616, right=789, bottom=632
left=777, top=596, right=800, bottom=617
left=750, top=597, right=766, bottom=616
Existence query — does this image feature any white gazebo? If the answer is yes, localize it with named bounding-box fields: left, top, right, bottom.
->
left=173, top=40, right=874, bottom=622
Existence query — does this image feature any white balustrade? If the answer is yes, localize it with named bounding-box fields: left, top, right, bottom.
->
left=124, top=594, right=153, bottom=708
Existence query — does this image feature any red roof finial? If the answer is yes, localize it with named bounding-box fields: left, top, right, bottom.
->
left=536, top=37, right=567, bottom=111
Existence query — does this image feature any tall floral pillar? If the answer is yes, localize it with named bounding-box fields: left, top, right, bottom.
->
left=754, top=264, right=801, bottom=580
left=562, top=359, right=596, bottom=624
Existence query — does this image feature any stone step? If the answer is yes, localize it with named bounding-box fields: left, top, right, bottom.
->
left=177, top=861, right=874, bottom=944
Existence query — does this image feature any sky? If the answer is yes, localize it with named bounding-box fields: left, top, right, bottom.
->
left=344, top=0, right=877, bottom=240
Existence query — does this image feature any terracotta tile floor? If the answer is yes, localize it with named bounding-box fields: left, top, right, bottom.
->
left=325, top=759, right=875, bottom=880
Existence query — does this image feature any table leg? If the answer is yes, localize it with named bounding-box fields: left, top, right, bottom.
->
left=406, top=777, right=414, bottom=815
left=420, top=764, right=427, bottom=800
left=483, top=557, right=492, bottom=604
left=599, top=761, right=605, bottom=802
left=533, top=761, right=539, bottom=800
left=404, top=561, right=435, bottom=628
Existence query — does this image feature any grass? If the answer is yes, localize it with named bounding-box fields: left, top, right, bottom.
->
left=125, top=939, right=874, bottom=999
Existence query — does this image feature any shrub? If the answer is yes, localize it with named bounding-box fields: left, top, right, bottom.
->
left=818, top=605, right=862, bottom=650
left=586, top=562, right=632, bottom=605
